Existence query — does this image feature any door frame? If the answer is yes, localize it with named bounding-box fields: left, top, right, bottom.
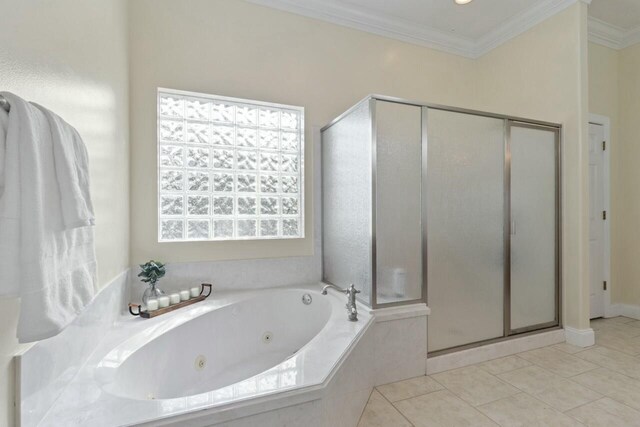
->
left=588, top=114, right=612, bottom=318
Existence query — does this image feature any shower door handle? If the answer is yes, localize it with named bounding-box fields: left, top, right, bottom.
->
left=511, top=220, right=516, bottom=236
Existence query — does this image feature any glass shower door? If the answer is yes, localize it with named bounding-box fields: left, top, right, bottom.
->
left=426, top=109, right=506, bottom=352
left=509, top=123, right=559, bottom=332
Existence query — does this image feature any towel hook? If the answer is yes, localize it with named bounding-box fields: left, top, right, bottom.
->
left=0, top=95, right=9, bottom=113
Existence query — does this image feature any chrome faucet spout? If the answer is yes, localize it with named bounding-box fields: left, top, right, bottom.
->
left=321, top=283, right=347, bottom=295
left=321, top=283, right=361, bottom=321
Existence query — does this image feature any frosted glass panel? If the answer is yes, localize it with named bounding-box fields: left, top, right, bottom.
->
left=427, top=109, right=505, bottom=352
left=322, top=101, right=372, bottom=306
left=510, top=125, right=557, bottom=330
left=375, top=101, right=423, bottom=304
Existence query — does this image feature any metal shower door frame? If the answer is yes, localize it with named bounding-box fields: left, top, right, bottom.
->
left=321, top=95, right=562, bottom=334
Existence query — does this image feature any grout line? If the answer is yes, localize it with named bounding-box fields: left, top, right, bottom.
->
left=477, top=391, right=588, bottom=426
left=431, top=367, right=521, bottom=408
left=355, top=388, right=375, bottom=426
left=564, top=396, right=640, bottom=421
left=376, top=388, right=415, bottom=427
left=485, top=350, right=608, bottom=413
left=384, top=385, right=445, bottom=405
left=489, top=365, right=586, bottom=409
left=516, top=348, right=601, bottom=378
left=475, top=354, right=533, bottom=376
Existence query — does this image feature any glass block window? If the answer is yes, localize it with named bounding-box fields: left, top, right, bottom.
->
left=158, top=89, right=304, bottom=241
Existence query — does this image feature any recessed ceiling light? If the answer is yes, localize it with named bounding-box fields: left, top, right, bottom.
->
left=454, top=0, right=473, bottom=4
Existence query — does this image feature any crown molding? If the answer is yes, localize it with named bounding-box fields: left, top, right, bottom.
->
left=588, top=16, right=640, bottom=50
left=474, top=0, right=581, bottom=57
left=247, top=0, right=587, bottom=59
left=246, top=0, right=477, bottom=57
left=588, top=17, right=626, bottom=49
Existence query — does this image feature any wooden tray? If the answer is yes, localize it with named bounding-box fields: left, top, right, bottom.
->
left=129, top=283, right=212, bottom=318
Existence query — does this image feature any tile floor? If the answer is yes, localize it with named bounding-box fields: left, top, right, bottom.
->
left=358, top=316, right=640, bottom=427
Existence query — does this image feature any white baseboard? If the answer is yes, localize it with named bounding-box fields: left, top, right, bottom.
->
left=427, top=329, right=565, bottom=375
left=564, top=326, right=595, bottom=347
left=607, top=304, right=640, bottom=320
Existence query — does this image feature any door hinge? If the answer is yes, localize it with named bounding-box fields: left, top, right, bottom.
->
left=603, top=140, right=606, bottom=151
left=604, top=281, right=607, bottom=291
left=603, top=210, right=607, bottom=220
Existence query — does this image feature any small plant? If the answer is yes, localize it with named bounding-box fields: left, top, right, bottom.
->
left=138, top=260, right=166, bottom=285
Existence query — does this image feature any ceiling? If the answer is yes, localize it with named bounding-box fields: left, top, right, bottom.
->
left=248, top=0, right=640, bottom=58
left=590, top=0, right=640, bottom=30
left=589, top=0, right=640, bottom=49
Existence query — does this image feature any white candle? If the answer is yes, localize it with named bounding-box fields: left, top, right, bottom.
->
left=190, top=286, right=200, bottom=298
left=180, top=290, right=190, bottom=301
left=169, top=293, right=180, bottom=305
left=158, top=296, right=170, bottom=308
left=147, top=299, right=159, bottom=311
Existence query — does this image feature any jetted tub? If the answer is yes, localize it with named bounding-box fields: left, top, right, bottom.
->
left=37, top=285, right=373, bottom=426
left=100, top=289, right=332, bottom=400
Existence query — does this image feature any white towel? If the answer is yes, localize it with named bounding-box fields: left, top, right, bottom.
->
left=0, top=107, right=8, bottom=195
left=0, top=92, right=97, bottom=343
left=33, top=103, right=95, bottom=228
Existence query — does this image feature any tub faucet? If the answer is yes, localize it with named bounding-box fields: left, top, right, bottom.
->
left=321, top=283, right=360, bottom=321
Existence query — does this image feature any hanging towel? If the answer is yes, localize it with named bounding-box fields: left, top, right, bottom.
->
left=0, top=107, right=8, bottom=195
left=0, top=92, right=97, bottom=343
left=0, top=106, right=19, bottom=296
left=33, top=103, right=95, bottom=228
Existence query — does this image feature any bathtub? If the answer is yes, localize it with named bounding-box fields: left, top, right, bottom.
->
left=35, top=285, right=374, bottom=426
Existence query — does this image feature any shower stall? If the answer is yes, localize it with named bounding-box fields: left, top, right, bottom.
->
left=321, top=95, right=561, bottom=354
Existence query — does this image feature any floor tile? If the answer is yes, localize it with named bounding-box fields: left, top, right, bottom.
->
left=595, top=333, right=640, bottom=355
left=478, top=393, right=583, bottom=426
left=357, top=390, right=412, bottom=427
left=593, top=322, right=640, bottom=339
left=574, top=346, right=640, bottom=380
left=432, top=366, right=519, bottom=406
left=517, top=347, right=598, bottom=377
left=604, top=316, right=634, bottom=324
left=626, top=320, right=640, bottom=328
left=478, top=355, right=532, bottom=375
left=590, top=317, right=633, bottom=329
left=571, top=367, right=640, bottom=411
left=377, top=375, right=443, bottom=402
left=497, top=366, right=601, bottom=411
left=566, top=397, right=640, bottom=427
left=552, top=343, right=591, bottom=354
left=394, top=390, right=498, bottom=427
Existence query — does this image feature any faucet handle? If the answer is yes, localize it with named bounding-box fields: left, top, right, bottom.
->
left=348, top=283, right=361, bottom=294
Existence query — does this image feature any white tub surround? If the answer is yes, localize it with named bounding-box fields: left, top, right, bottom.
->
left=426, top=328, right=565, bottom=375
left=369, top=303, right=430, bottom=386
left=21, top=285, right=373, bottom=427
left=15, top=270, right=129, bottom=427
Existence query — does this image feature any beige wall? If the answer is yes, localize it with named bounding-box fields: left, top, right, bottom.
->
left=128, top=0, right=479, bottom=264
left=588, top=41, right=640, bottom=308
left=588, top=43, right=622, bottom=303
left=0, top=0, right=130, bottom=424
left=130, top=0, right=590, bottom=329
left=618, top=43, right=640, bottom=306
left=474, top=3, right=591, bottom=330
